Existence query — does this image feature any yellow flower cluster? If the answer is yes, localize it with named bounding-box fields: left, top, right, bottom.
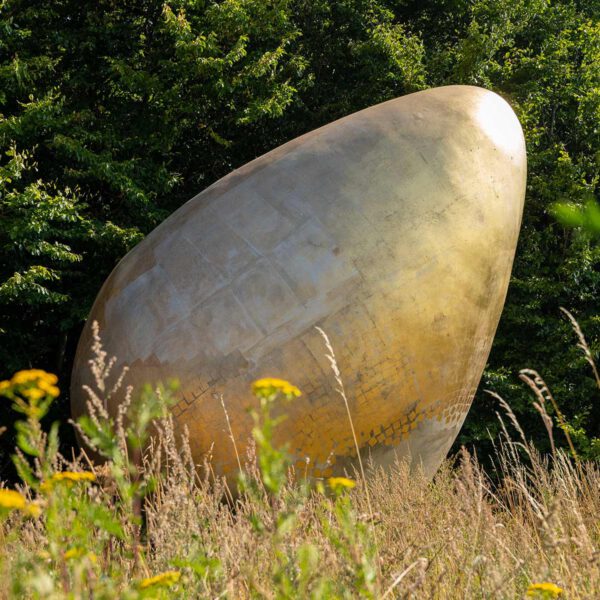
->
left=526, top=582, right=564, bottom=598
left=0, top=489, right=26, bottom=510
left=252, top=377, right=301, bottom=399
left=327, top=477, right=356, bottom=491
left=51, top=471, right=96, bottom=483
left=41, top=471, right=96, bottom=493
left=139, top=570, right=181, bottom=589
left=0, top=369, right=60, bottom=400
left=0, top=489, right=41, bottom=517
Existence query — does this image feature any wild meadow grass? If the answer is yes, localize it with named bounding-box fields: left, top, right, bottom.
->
left=0, top=328, right=598, bottom=598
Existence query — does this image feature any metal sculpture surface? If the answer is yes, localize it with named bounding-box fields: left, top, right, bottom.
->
left=71, top=85, right=527, bottom=482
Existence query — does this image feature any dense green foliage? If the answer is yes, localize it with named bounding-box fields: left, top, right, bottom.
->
left=1, top=0, right=599, bottom=472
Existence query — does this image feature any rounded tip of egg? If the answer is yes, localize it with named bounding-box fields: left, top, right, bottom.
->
left=454, top=86, right=526, bottom=163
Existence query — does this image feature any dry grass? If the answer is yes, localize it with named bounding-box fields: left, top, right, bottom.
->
left=4, top=410, right=597, bottom=598
left=0, top=321, right=598, bottom=598
left=139, top=427, right=600, bottom=598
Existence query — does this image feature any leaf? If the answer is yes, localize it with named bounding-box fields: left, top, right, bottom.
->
left=551, top=202, right=584, bottom=228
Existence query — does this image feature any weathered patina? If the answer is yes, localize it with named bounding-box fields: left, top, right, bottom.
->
left=71, top=85, right=527, bottom=482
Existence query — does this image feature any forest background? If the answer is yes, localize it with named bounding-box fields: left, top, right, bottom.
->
left=1, top=0, right=599, bottom=478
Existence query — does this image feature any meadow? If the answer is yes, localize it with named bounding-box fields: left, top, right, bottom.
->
left=0, top=328, right=597, bottom=599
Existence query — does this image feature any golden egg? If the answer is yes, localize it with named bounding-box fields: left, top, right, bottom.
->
left=71, top=85, right=526, bottom=481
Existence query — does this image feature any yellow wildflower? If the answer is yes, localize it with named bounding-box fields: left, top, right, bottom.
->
left=11, top=370, right=38, bottom=385
left=64, top=548, right=98, bottom=563
left=41, top=471, right=96, bottom=492
left=52, top=471, right=96, bottom=483
left=0, top=489, right=40, bottom=517
left=1, top=370, right=60, bottom=400
left=139, top=570, right=181, bottom=589
left=252, top=378, right=301, bottom=399
left=64, top=547, right=83, bottom=560
left=0, top=369, right=60, bottom=406
left=327, top=477, right=356, bottom=491
left=43, top=372, right=58, bottom=385
left=37, top=379, right=60, bottom=398
left=23, top=501, right=42, bottom=518
left=526, top=582, right=564, bottom=598
left=0, top=489, right=27, bottom=511
left=21, top=387, right=46, bottom=402
left=11, top=370, right=52, bottom=385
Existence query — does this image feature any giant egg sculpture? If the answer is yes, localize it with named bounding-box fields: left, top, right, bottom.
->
left=71, top=85, right=526, bottom=482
